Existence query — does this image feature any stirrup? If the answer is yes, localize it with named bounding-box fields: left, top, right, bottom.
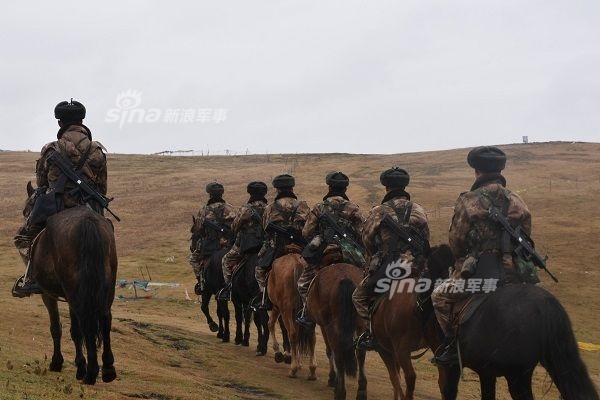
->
left=217, top=287, right=230, bottom=301
left=12, top=276, right=42, bottom=298
left=432, top=340, right=459, bottom=366
left=355, top=331, right=376, bottom=351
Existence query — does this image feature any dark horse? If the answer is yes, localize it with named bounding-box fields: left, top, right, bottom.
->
left=200, top=247, right=230, bottom=342
left=231, top=252, right=269, bottom=355
left=305, top=263, right=368, bottom=400
left=27, top=196, right=118, bottom=385
left=371, top=245, right=454, bottom=399
left=428, top=248, right=599, bottom=400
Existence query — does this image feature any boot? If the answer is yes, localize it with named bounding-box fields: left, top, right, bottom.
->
left=432, top=335, right=459, bottom=366
left=355, top=327, right=376, bottom=351
left=296, top=304, right=315, bottom=329
left=12, top=275, right=42, bottom=298
left=217, top=286, right=231, bottom=301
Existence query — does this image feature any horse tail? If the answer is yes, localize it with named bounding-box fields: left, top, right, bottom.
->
left=337, top=278, right=358, bottom=377
left=75, top=217, right=106, bottom=349
left=541, top=295, right=599, bottom=400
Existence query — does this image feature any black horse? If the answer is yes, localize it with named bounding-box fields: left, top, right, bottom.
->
left=200, top=247, right=230, bottom=342
left=231, top=252, right=269, bottom=355
left=430, top=250, right=599, bottom=400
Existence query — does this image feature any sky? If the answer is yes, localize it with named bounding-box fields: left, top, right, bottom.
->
left=1, top=0, right=598, bottom=155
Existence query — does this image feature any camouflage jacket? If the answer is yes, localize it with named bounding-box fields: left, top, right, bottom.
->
left=262, top=196, right=310, bottom=237
left=449, top=174, right=531, bottom=269
left=36, top=125, right=107, bottom=208
left=192, top=201, right=237, bottom=251
left=362, top=195, right=430, bottom=270
left=232, top=200, right=268, bottom=252
left=302, top=196, right=364, bottom=243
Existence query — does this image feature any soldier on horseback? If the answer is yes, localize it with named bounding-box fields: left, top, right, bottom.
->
left=255, top=174, right=310, bottom=309
left=352, top=167, right=430, bottom=350
left=219, top=181, right=269, bottom=301
left=431, top=146, right=532, bottom=366
left=296, top=171, right=364, bottom=328
left=189, top=182, right=237, bottom=295
left=13, top=99, right=109, bottom=297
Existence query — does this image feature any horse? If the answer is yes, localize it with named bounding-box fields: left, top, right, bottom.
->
left=267, top=252, right=317, bottom=379
left=200, top=247, right=230, bottom=342
left=230, top=252, right=269, bottom=355
left=425, top=250, right=600, bottom=400
left=26, top=188, right=118, bottom=385
left=305, top=263, right=368, bottom=400
left=370, top=245, right=454, bottom=400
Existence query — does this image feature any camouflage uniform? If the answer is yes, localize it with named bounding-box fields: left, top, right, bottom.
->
left=255, top=195, right=310, bottom=290
left=297, top=196, right=364, bottom=302
left=431, top=174, right=531, bottom=334
left=352, top=195, right=430, bottom=320
left=14, top=124, right=107, bottom=267
left=189, top=200, right=237, bottom=280
left=222, top=200, right=267, bottom=286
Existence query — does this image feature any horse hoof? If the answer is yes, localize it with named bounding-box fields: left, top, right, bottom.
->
left=102, top=367, right=117, bottom=383
left=49, top=361, right=63, bottom=372
left=328, top=378, right=336, bottom=388
left=76, top=368, right=86, bottom=381
left=284, top=355, right=292, bottom=364
left=209, top=322, right=219, bottom=332
left=222, top=336, right=230, bottom=343
left=288, top=372, right=298, bottom=379
left=83, top=375, right=97, bottom=385
left=274, top=352, right=284, bottom=363
left=307, top=375, right=317, bottom=381
left=216, top=331, right=223, bottom=339
left=235, top=339, right=242, bottom=345
left=255, top=351, right=266, bottom=357
left=242, top=340, right=249, bottom=347
left=356, top=389, right=367, bottom=400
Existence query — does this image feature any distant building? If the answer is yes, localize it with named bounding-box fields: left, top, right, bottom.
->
left=522, top=136, right=529, bottom=144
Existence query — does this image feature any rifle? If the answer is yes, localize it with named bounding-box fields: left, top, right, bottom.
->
left=381, top=214, right=430, bottom=256
left=488, top=207, right=558, bottom=282
left=47, top=151, right=120, bottom=221
left=265, top=222, right=307, bottom=246
left=319, top=212, right=364, bottom=253
left=203, top=219, right=231, bottom=235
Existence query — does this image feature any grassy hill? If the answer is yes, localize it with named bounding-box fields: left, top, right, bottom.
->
left=0, top=142, right=598, bottom=399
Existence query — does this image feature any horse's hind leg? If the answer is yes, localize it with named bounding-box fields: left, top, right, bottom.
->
left=243, top=305, right=252, bottom=346
left=100, top=310, right=117, bottom=383
left=233, top=301, right=244, bottom=345
left=68, top=307, right=86, bottom=381
left=269, top=307, right=284, bottom=362
left=42, top=295, right=63, bottom=372
left=217, top=299, right=230, bottom=342
left=280, top=317, right=292, bottom=364
left=398, top=354, right=416, bottom=400
left=506, top=370, right=534, bottom=400
left=356, top=347, right=368, bottom=400
left=479, top=373, right=497, bottom=400
left=201, top=292, right=218, bottom=333
left=378, top=350, right=404, bottom=400
left=322, top=330, right=336, bottom=388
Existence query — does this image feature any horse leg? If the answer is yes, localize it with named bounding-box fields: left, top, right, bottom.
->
left=286, top=314, right=301, bottom=378
left=68, top=307, right=87, bottom=381
left=42, top=295, right=63, bottom=372
left=100, top=309, right=117, bottom=383
left=322, top=329, right=336, bottom=388
left=356, top=347, right=368, bottom=400
left=506, top=370, right=534, bottom=400
left=438, top=365, right=460, bottom=400
left=269, top=307, right=284, bottom=363
left=333, top=348, right=347, bottom=400
left=280, top=317, right=292, bottom=364
left=479, top=373, right=497, bottom=400
left=253, top=308, right=268, bottom=356
left=398, top=354, right=416, bottom=400
left=201, top=292, right=218, bottom=333
left=234, top=301, right=244, bottom=345
left=378, top=349, right=404, bottom=400
left=307, top=326, right=317, bottom=381
left=217, top=299, right=230, bottom=342
left=243, top=305, right=252, bottom=346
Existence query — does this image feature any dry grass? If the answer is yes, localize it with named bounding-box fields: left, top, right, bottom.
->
left=0, top=142, right=599, bottom=399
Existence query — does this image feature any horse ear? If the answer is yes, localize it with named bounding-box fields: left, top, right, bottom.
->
left=26, top=181, right=35, bottom=197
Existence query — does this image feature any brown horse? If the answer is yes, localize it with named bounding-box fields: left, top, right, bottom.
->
left=26, top=185, right=118, bottom=384
left=305, top=263, right=367, bottom=400
left=267, top=252, right=317, bottom=379
left=371, top=245, right=453, bottom=400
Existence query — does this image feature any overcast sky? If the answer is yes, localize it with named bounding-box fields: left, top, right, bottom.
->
left=1, top=1, right=598, bottom=155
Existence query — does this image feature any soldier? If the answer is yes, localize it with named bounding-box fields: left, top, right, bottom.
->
left=296, top=171, right=364, bottom=328
left=219, top=181, right=269, bottom=301
left=13, top=99, right=108, bottom=297
left=431, top=146, right=532, bottom=365
left=189, top=182, right=237, bottom=295
left=352, top=167, right=430, bottom=350
left=255, top=174, right=310, bottom=308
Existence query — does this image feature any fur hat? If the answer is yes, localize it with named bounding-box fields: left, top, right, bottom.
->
left=325, top=171, right=349, bottom=188
left=54, top=100, right=86, bottom=122
left=247, top=181, right=268, bottom=196
left=467, top=146, right=506, bottom=173
left=380, top=167, right=410, bottom=189
left=272, top=174, right=295, bottom=189
left=205, top=182, right=224, bottom=196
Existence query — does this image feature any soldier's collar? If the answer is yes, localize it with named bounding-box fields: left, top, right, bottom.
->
left=381, top=189, right=410, bottom=204
left=470, top=173, right=506, bottom=191
left=207, top=197, right=225, bottom=205
left=275, top=191, right=297, bottom=200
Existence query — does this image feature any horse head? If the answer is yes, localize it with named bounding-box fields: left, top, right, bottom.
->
left=23, top=181, right=37, bottom=218
left=426, top=244, right=454, bottom=283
